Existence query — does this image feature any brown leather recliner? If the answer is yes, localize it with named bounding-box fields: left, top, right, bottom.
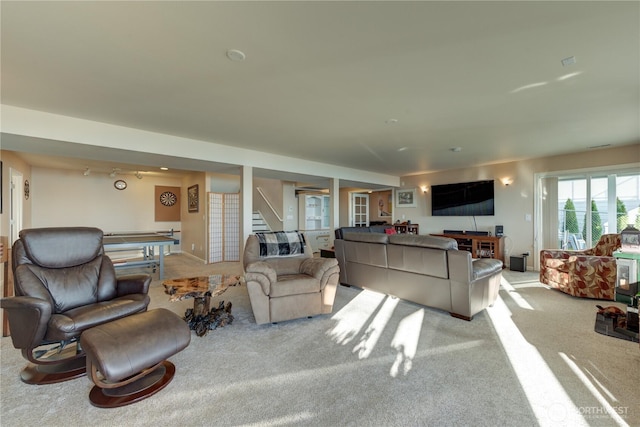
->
left=1, top=227, right=151, bottom=384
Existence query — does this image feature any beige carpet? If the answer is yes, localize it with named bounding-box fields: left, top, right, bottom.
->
left=1, top=254, right=638, bottom=426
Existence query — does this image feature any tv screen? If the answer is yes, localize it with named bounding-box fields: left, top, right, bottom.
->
left=431, top=180, right=495, bottom=216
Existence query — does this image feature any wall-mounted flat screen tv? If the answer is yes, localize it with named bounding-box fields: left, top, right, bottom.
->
left=431, top=180, right=495, bottom=216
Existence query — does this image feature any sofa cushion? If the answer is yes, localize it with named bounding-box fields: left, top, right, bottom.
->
left=389, top=234, right=458, bottom=250
left=18, top=227, right=103, bottom=269
left=343, top=237, right=388, bottom=268
left=335, top=227, right=370, bottom=239
left=387, top=245, right=449, bottom=279
left=269, top=274, right=321, bottom=298
left=334, top=226, right=392, bottom=239
left=369, top=225, right=394, bottom=234
left=343, top=232, right=389, bottom=244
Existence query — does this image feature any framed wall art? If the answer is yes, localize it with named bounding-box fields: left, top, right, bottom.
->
left=188, top=184, right=199, bottom=213
left=395, top=188, right=417, bottom=208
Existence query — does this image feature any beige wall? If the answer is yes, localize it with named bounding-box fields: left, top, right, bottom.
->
left=397, top=144, right=640, bottom=269
left=30, top=166, right=181, bottom=232
left=181, top=172, right=207, bottom=261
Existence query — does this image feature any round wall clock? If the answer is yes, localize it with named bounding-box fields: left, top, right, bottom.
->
left=160, top=191, right=177, bottom=207
left=114, top=179, right=127, bottom=190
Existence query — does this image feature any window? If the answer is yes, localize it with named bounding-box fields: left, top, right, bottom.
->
left=555, top=172, right=639, bottom=249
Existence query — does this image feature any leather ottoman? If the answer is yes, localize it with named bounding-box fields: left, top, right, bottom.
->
left=80, top=308, right=191, bottom=408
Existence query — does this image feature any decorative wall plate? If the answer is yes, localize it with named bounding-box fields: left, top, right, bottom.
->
left=114, top=179, right=127, bottom=190
left=160, top=191, right=177, bottom=207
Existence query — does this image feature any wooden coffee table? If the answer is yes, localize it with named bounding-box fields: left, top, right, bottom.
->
left=162, top=274, right=243, bottom=336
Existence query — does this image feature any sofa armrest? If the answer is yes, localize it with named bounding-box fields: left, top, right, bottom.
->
left=116, top=274, right=152, bottom=297
left=539, top=249, right=611, bottom=274
left=448, top=251, right=502, bottom=283
left=540, top=248, right=594, bottom=259
left=0, top=296, right=52, bottom=349
left=448, top=250, right=474, bottom=283
left=245, top=261, right=277, bottom=295
left=300, top=258, right=340, bottom=287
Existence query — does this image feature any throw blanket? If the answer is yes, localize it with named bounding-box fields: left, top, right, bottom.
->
left=256, top=231, right=306, bottom=257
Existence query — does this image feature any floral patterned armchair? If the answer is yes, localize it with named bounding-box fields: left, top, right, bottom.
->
left=540, top=234, right=621, bottom=300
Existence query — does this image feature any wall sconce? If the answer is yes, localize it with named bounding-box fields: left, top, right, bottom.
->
left=421, top=186, right=428, bottom=194
left=501, top=178, right=513, bottom=186
left=83, top=168, right=91, bottom=176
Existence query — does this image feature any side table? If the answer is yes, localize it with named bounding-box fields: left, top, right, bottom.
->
left=163, top=274, right=243, bottom=336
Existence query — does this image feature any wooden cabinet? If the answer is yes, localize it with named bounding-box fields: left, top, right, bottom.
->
left=394, top=223, right=419, bottom=234
left=433, top=233, right=505, bottom=264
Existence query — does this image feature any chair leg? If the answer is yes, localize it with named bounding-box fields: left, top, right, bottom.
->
left=20, top=344, right=86, bottom=385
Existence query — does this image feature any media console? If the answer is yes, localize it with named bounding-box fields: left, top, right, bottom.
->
left=432, top=233, right=505, bottom=265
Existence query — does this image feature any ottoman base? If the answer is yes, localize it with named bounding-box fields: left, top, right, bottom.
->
left=81, top=308, right=191, bottom=408
left=21, top=357, right=86, bottom=385
left=88, top=360, right=175, bottom=408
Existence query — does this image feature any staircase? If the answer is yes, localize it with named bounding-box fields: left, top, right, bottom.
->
left=252, top=211, right=271, bottom=233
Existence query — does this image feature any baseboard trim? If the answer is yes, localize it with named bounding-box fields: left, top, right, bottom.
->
left=177, top=251, right=207, bottom=264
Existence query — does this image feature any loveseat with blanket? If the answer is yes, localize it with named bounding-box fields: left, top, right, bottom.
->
left=334, top=232, right=503, bottom=320
left=243, top=231, right=340, bottom=324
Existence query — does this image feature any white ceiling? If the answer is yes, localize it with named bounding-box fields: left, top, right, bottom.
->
left=1, top=1, right=639, bottom=181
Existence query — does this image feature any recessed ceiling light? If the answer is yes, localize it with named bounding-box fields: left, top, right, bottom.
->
left=226, top=49, right=246, bottom=61
left=450, top=147, right=462, bottom=152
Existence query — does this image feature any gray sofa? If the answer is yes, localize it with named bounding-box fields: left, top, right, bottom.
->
left=334, top=225, right=393, bottom=239
left=334, top=232, right=503, bottom=320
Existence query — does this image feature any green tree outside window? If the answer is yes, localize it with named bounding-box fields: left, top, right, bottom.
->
left=563, top=199, right=579, bottom=234
left=583, top=200, right=602, bottom=246
left=616, top=198, right=628, bottom=233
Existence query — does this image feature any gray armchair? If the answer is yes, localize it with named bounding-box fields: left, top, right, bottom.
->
left=243, top=232, right=340, bottom=324
left=1, top=227, right=151, bottom=384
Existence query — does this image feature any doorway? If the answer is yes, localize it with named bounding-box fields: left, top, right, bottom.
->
left=351, top=193, right=369, bottom=227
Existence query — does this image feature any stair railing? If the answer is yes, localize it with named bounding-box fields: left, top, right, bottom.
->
left=256, top=186, right=283, bottom=222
